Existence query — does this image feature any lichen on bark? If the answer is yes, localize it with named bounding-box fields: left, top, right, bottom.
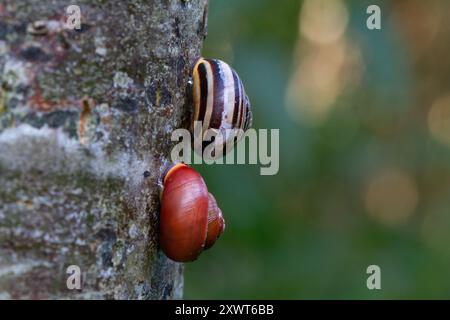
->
left=0, top=0, right=208, bottom=299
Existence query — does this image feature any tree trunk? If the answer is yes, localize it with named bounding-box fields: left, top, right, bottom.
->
left=0, top=0, right=208, bottom=299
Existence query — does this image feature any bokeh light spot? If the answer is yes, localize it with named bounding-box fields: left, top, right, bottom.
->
left=428, top=95, right=450, bottom=147
left=365, top=168, right=418, bottom=226
left=300, top=0, right=349, bottom=45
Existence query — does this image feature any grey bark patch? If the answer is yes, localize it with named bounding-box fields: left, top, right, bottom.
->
left=19, top=46, right=51, bottom=62
left=113, top=97, right=140, bottom=114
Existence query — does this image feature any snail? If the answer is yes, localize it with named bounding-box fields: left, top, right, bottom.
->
left=159, top=163, right=225, bottom=262
left=190, top=58, right=253, bottom=158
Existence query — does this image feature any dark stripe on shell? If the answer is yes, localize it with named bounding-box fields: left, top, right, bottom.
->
left=197, top=62, right=209, bottom=124
left=232, top=70, right=241, bottom=128
left=244, top=96, right=252, bottom=130
left=208, top=60, right=225, bottom=129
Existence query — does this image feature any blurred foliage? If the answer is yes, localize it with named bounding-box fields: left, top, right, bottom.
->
left=185, top=0, right=450, bottom=299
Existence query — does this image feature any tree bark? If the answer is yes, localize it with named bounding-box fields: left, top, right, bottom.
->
left=0, top=0, right=208, bottom=299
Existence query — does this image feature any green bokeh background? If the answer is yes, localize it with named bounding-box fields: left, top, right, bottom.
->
left=185, top=0, right=450, bottom=299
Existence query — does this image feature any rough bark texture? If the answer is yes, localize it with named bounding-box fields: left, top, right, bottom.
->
left=0, top=0, right=208, bottom=299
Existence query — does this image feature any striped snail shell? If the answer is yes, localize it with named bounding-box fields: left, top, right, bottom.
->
left=190, top=58, right=252, bottom=157
left=159, top=163, right=225, bottom=262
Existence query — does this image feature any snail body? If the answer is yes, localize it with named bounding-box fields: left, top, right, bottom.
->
left=190, top=58, right=252, bottom=157
left=159, top=163, right=225, bottom=262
